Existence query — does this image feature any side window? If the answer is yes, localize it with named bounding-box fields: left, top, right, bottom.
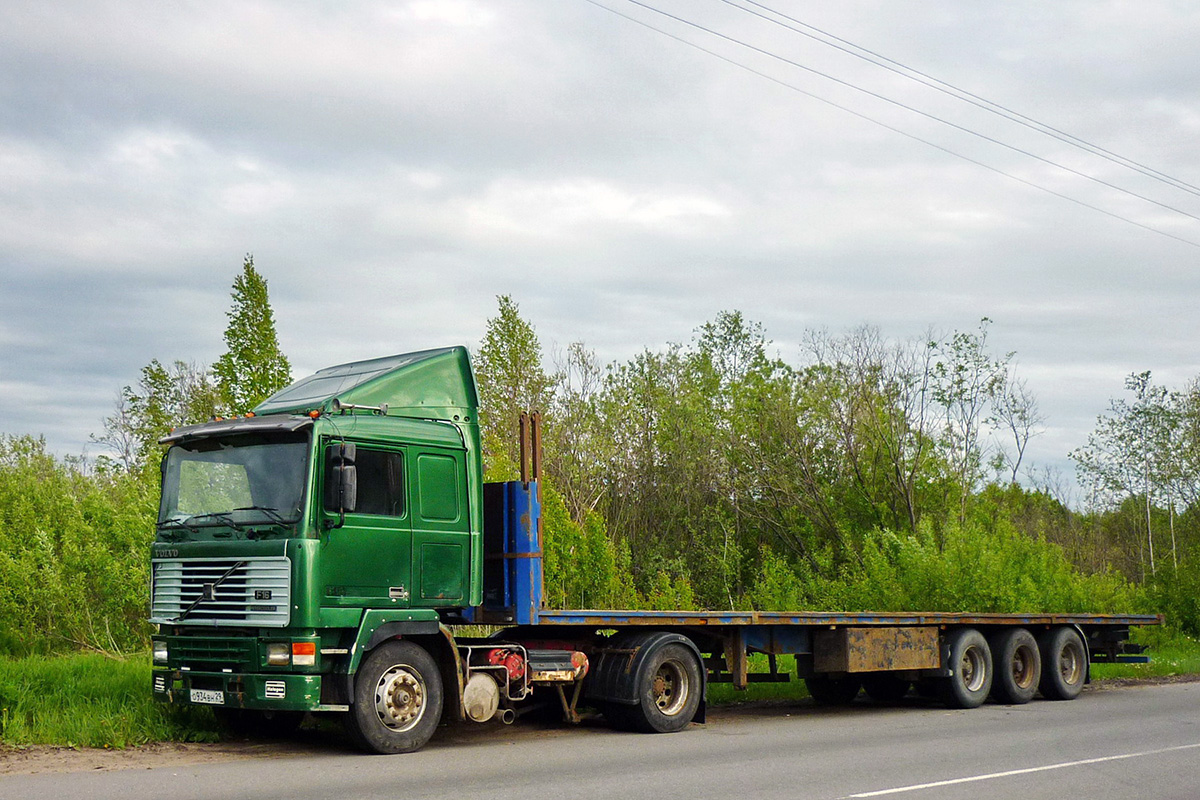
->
left=354, top=449, right=406, bottom=517
left=417, top=453, right=461, bottom=522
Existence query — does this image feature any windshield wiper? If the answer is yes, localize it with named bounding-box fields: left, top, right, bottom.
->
left=233, top=506, right=289, bottom=525
left=186, top=511, right=250, bottom=532
left=157, top=518, right=198, bottom=541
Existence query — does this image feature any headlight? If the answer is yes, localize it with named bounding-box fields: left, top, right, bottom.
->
left=152, top=640, right=168, bottom=664
left=266, top=642, right=290, bottom=666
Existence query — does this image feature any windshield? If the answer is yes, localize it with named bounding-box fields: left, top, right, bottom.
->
left=158, top=433, right=309, bottom=530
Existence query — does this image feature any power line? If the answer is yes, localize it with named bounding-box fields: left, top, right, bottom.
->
left=724, top=0, right=1200, bottom=199
left=579, top=0, right=1200, bottom=249
left=619, top=0, right=1200, bottom=225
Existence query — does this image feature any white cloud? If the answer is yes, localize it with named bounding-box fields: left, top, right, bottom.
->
left=400, top=1, right=497, bottom=27
left=220, top=180, right=296, bottom=215
left=464, top=178, right=730, bottom=239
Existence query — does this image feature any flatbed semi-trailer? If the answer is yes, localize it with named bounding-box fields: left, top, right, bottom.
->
left=148, top=347, right=1159, bottom=754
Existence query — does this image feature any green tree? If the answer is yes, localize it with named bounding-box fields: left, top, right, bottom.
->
left=474, top=296, right=555, bottom=479
left=1073, top=372, right=1171, bottom=578
left=932, top=318, right=1013, bottom=521
left=94, top=359, right=219, bottom=476
left=213, top=255, right=292, bottom=413
left=547, top=342, right=613, bottom=522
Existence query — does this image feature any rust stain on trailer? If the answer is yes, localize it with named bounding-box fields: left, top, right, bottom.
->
left=813, top=626, right=940, bottom=673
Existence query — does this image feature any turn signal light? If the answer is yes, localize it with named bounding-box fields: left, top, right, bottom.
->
left=292, top=641, right=317, bottom=666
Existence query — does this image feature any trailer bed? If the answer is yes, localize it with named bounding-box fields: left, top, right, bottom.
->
left=534, top=609, right=1161, bottom=628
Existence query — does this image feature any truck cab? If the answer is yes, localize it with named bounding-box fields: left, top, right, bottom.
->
left=151, top=347, right=517, bottom=746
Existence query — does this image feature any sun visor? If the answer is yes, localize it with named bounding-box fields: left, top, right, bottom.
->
left=159, top=415, right=314, bottom=445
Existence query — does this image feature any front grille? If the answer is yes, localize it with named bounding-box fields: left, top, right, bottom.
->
left=151, top=557, right=291, bottom=627
left=171, top=637, right=255, bottom=668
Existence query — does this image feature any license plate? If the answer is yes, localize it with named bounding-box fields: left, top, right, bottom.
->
left=190, top=688, right=225, bottom=705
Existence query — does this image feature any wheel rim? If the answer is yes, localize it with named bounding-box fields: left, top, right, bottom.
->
left=960, top=646, right=987, bottom=692
left=1012, top=644, right=1037, bottom=690
left=374, top=664, right=426, bottom=732
left=1058, top=641, right=1084, bottom=686
left=651, top=658, right=690, bottom=716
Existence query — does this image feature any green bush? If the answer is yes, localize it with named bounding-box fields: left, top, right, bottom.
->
left=1147, top=553, right=1200, bottom=636
left=542, top=484, right=639, bottom=609
left=0, top=436, right=157, bottom=655
left=822, top=517, right=1142, bottom=614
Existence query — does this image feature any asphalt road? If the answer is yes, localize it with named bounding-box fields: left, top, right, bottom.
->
left=4, top=681, right=1199, bottom=800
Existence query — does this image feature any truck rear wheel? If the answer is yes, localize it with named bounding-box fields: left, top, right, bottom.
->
left=805, top=675, right=861, bottom=706
left=345, top=640, right=443, bottom=754
left=611, top=641, right=703, bottom=733
left=988, top=628, right=1041, bottom=705
left=1038, top=627, right=1086, bottom=701
left=940, top=628, right=992, bottom=709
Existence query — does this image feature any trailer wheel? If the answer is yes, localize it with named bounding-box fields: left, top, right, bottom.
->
left=940, top=628, right=992, bottom=709
left=620, top=642, right=703, bottom=733
left=805, top=675, right=861, bottom=706
left=344, top=640, right=443, bottom=754
left=1038, top=627, right=1086, bottom=701
left=988, top=628, right=1041, bottom=705
left=861, top=673, right=911, bottom=704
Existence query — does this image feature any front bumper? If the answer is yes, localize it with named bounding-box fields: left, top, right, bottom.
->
left=152, top=668, right=326, bottom=712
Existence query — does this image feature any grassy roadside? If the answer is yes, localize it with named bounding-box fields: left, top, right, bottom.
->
left=3, top=629, right=1198, bottom=749
left=0, top=653, right=219, bottom=748
left=1089, top=628, right=1200, bottom=681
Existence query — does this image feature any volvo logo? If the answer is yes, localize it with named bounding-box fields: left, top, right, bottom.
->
left=154, top=548, right=180, bottom=558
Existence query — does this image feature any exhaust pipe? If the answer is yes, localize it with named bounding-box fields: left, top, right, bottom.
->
left=498, top=708, right=516, bottom=725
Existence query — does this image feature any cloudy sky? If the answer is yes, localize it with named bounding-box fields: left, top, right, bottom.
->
left=2, top=0, right=1198, bottom=497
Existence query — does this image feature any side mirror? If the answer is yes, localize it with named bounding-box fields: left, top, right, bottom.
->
left=325, top=443, right=358, bottom=518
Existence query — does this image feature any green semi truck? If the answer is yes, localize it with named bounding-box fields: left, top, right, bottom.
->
left=150, top=346, right=1158, bottom=754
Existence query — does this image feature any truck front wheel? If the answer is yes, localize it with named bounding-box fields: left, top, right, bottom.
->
left=940, top=628, right=992, bottom=709
left=345, top=640, right=443, bottom=754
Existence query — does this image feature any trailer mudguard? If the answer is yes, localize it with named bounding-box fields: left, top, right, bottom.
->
left=584, top=631, right=707, bottom=722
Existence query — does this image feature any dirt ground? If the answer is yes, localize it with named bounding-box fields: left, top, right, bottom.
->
left=4, top=675, right=1197, bottom=777
left=0, top=740, right=313, bottom=776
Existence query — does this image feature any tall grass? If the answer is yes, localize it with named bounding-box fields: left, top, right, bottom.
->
left=0, top=653, right=218, bottom=748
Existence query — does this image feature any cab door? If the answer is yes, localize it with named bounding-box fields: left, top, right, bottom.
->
left=410, top=448, right=470, bottom=606
left=320, top=444, right=412, bottom=607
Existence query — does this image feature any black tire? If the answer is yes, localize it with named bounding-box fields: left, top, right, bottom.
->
left=344, top=640, right=443, bottom=754
left=214, top=708, right=305, bottom=738
left=988, top=628, right=1041, bottom=705
left=861, top=673, right=911, bottom=704
left=632, top=642, right=703, bottom=733
left=939, top=628, right=992, bottom=709
left=1038, top=627, right=1087, bottom=701
left=805, top=675, right=861, bottom=706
